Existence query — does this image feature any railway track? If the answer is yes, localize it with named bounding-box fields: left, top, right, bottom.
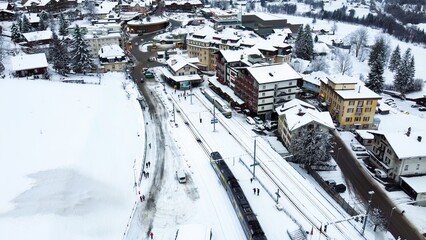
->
left=189, top=90, right=361, bottom=239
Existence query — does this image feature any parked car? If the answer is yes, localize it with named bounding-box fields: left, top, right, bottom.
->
left=253, top=117, right=263, bottom=125
left=234, top=106, right=242, bottom=113
left=351, top=144, right=366, bottom=151
left=144, top=72, right=155, bottom=78
left=243, top=109, right=251, bottom=115
left=411, top=104, right=421, bottom=108
left=375, top=169, right=387, bottom=179
left=334, top=183, right=347, bottom=193
left=256, top=124, right=265, bottom=131
left=246, top=116, right=256, bottom=125
left=385, top=184, right=401, bottom=192
left=419, top=107, right=426, bottom=112
left=325, top=180, right=336, bottom=187
left=384, top=99, right=394, bottom=103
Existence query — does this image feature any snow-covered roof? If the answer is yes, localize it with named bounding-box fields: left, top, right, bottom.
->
left=98, top=44, right=125, bottom=58
left=220, top=47, right=263, bottom=63
left=96, top=1, right=118, bottom=15
left=246, top=63, right=302, bottom=84
left=302, top=71, right=328, bottom=86
left=243, top=12, right=284, bottom=21
left=22, top=30, right=52, bottom=42
left=355, top=130, right=374, bottom=140
left=0, top=2, right=10, bottom=10
left=164, top=0, right=202, bottom=6
left=401, top=176, right=426, bottom=193
left=161, top=67, right=201, bottom=82
left=369, top=131, right=426, bottom=159
left=313, top=43, right=331, bottom=54
left=23, top=13, right=39, bottom=23
left=276, top=99, right=335, bottom=131
left=11, top=53, right=48, bottom=71
left=321, top=75, right=382, bottom=100
left=23, top=0, right=50, bottom=7
left=167, top=55, right=198, bottom=73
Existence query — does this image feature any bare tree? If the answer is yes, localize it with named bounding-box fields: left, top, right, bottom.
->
left=335, top=49, right=353, bottom=75
left=310, top=57, right=329, bottom=73
left=369, top=208, right=386, bottom=232
left=350, top=28, right=369, bottom=59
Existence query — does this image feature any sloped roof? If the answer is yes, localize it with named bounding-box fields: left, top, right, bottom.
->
left=246, top=63, right=302, bottom=84
left=11, top=53, right=48, bottom=71
left=98, top=44, right=125, bottom=58
left=22, top=30, right=52, bottom=42
left=369, top=131, right=426, bottom=159
left=166, top=55, right=198, bottom=73
left=276, top=99, right=335, bottom=131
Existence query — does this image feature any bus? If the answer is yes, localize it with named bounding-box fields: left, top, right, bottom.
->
left=201, top=88, right=232, bottom=118
left=175, top=224, right=212, bottom=240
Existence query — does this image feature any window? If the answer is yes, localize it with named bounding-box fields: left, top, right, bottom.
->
left=345, top=117, right=352, bottom=122
left=288, top=89, right=291, bottom=93
left=363, top=116, right=370, bottom=121
left=349, top=101, right=355, bottom=106
left=355, top=117, right=361, bottom=121
left=263, top=85, right=266, bottom=89
left=365, top=107, right=371, bottom=112
left=367, top=100, right=373, bottom=105
left=416, top=164, right=420, bottom=170
left=347, top=108, right=354, bottom=113
left=289, top=82, right=292, bottom=86
left=262, top=92, right=265, bottom=96
left=386, top=148, right=392, bottom=155
left=404, top=165, right=408, bottom=171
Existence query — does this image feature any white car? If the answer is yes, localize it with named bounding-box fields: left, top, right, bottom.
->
left=351, top=144, right=366, bottom=151
left=253, top=117, right=263, bottom=125
left=375, top=169, right=387, bottom=179
left=246, top=117, right=256, bottom=125
left=256, top=124, right=265, bottom=131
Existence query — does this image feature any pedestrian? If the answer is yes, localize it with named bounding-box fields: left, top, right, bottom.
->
left=146, top=162, right=149, bottom=168
left=148, top=161, right=151, bottom=167
left=140, top=195, right=143, bottom=202
left=250, top=178, right=253, bottom=183
left=253, top=188, right=256, bottom=195
left=401, top=210, right=405, bottom=215
left=257, top=188, right=260, bottom=196
left=147, top=172, right=150, bottom=178
left=142, top=170, right=146, bottom=177
left=150, top=232, right=154, bottom=239
left=200, top=118, right=202, bottom=123
left=149, top=143, right=151, bottom=149
left=142, top=195, right=145, bottom=201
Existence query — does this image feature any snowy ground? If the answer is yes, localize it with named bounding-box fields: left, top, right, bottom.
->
left=0, top=72, right=144, bottom=240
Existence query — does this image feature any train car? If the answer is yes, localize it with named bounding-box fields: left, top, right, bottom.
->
left=201, top=88, right=232, bottom=118
left=210, top=152, right=266, bottom=240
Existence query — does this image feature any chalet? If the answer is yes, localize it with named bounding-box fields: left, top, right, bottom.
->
left=162, top=55, right=202, bottom=90
left=11, top=53, right=48, bottom=78
left=98, top=44, right=128, bottom=72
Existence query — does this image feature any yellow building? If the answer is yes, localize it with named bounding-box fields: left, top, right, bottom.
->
left=319, top=75, right=381, bottom=130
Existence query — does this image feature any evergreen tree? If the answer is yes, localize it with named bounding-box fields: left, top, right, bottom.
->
left=366, top=37, right=386, bottom=93
left=294, top=24, right=314, bottom=60
left=70, top=25, right=94, bottom=73
left=290, top=125, right=334, bottom=168
left=21, top=15, right=32, bottom=33
left=394, top=48, right=415, bottom=95
left=388, top=45, right=401, bottom=72
left=38, top=11, right=49, bottom=30
left=50, top=32, right=71, bottom=75
left=59, top=13, right=69, bottom=36
left=10, top=23, right=21, bottom=42
left=314, top=35, right=318, bottom=43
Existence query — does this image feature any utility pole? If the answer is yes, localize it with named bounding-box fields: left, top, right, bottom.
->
left=362, top=190, right=375, bottom=235
left=213, top=98, right=216, bottom=132
left=173, top=103, right=175, bottom=123
left=250, top=138, right=259, bottom=179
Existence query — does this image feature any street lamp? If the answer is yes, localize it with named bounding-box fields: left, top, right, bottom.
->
left=362, top=190, right=375, bottom=235
left=336, top=147, right=342, bottom=162
left=387, top=206, right=397, bottom=230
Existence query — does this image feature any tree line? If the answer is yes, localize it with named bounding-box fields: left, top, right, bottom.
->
left=309, top=7, right=426, bottom=45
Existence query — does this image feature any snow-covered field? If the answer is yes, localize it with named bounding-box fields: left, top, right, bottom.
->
left=0, top=73, right=145, bottom=240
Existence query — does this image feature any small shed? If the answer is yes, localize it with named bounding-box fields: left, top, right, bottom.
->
left=11, top=53, right=48, bottom=78
left=400, top=176, right=426, bottom=206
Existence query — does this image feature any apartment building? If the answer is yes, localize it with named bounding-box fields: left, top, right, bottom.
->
left=276, top=99, right=334, bottom=149
left=319, top=75, right=381, bottom=130
left=98, top=44, right=127, bottom=72
left=86, top=33, right=121, bottom=57
left=187, top=26, right=292, bottom=71
left=235, top=63, right=301, bottom=115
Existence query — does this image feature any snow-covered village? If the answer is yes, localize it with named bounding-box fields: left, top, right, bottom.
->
left=0, top=0, right=426, bottom=239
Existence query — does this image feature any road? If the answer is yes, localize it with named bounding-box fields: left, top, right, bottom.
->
left=333, top=131, right=424, bottom=240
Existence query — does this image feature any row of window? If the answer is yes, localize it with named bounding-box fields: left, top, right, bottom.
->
left=345, top=116, right=370, bottom=122
left=346, top=107, right=372, bottom=113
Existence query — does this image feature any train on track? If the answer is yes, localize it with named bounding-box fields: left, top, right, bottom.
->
left=210, top=151, right=266, bottom=240
left=201, top=88, right=232, bottom=118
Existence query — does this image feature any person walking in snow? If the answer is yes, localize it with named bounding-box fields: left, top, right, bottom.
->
left=150, top=232, right=154, bottom=239
left=253, top=188, right=256, bottom=195
left=257, top=188, right=260, bottom=196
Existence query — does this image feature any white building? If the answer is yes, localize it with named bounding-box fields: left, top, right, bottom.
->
left=276, top=99, right=334, bottom=149
left=86, top=33, right=121, bottom=57
left=98, top=44, right=127, bottom=72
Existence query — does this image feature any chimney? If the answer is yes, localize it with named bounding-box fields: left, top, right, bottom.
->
left=418, top=136, right=422, bottom=142
left=358, top=86, right=361, bottom=93
left=297, top=108, right=305, bottom=116
left=171, top=59, right=177, bottom=65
